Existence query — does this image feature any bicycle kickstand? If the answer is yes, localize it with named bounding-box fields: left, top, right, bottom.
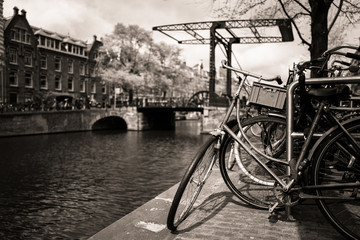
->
left=268, top=202, right=279, bottom=223
left=268, top=196, right=296, bottom=222
left=284, top=196, right=296, bottom=222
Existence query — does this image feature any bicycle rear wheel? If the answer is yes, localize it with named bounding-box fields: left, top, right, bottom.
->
left=219, top=115, right=287, bottom=209
left=167, top=135, right=218, bottom=231
left=311, top=117, right=360, bottom=239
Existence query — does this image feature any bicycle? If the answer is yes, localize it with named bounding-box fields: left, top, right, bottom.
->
left=167, top=45, right=360, bottom=239
left=221, top=45, right=360, bottom=210
left=219, top=47, right=360, bottom=238
left=167, top=61, right=285, bottom=231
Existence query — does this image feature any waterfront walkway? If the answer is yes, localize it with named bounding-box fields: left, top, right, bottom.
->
left=89, top=166, right=344, bottom=240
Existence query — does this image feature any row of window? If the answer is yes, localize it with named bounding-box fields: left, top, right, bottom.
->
left=37, top=35, right=86, bottom=57
left=9, top=49, right=95, bottom=75
left=11, top=27, right=32, bottom=44
left=8, top=71, right=106, bottom=93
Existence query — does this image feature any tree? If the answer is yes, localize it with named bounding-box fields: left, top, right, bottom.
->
left=98, top=23, right=192, bottom=104
left=152, top=42, right=182, bottom=67
left=211, top=0, right=360, bottom=68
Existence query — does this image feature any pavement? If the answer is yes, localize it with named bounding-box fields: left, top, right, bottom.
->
left=89, top=166, right=345, bottom=240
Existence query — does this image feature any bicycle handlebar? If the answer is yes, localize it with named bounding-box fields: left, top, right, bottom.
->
left=296, top=45, right=360, bottom=75
left=322, top=45, right=360, bottom=57
left=345, top=52, right=360, bottom=60
left=221, top=60, right=283, bottom=85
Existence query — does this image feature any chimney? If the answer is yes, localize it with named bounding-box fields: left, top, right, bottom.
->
left=13, top=6, right=19, bottom=15
left=21, top=9, right=26, bottom=17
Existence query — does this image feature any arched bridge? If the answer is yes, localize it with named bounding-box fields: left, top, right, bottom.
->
left=0, top=106, right=204, bottom=137
left=89, top=107, right=185, bottom=131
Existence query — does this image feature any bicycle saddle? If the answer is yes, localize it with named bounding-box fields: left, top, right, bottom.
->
left=307, top=85, right=350, bottom=98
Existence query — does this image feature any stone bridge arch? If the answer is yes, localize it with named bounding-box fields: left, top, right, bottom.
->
left=88, top=108, right=140, bottom=131
left=91, top=116, right=127, bottom=130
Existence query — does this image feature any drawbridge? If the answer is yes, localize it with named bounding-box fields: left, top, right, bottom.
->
left=153, top=19, right=294, bottom=106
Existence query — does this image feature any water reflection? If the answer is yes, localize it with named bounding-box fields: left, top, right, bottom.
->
left=0, top=120, right=207, bottom=239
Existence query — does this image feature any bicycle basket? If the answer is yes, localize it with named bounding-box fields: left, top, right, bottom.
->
left=249, top=82, right=287, bottom=110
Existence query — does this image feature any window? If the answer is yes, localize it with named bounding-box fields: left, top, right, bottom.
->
left=20, top=29, right=25, bottom=42
left=40, top=75, right=47, bottom=89
left=91, top=81, right=96, bottom=93
left=55, top=57, right=61, bottom=71
left=102, top=83, right=106, bottom=94
left=55, top=40, right=60, bottom=49
left=68, top=60, right=73, bottom=73
left=24, top=52, right=32, bottom=66
left=79, top=63, right=85, bottom=75
left=40, top=55, right=47, bottom=69
left=9, top=49, right=17, bottom=64
left=9, top=71, right=18, bottom=86
left=55, top=75, right=61, bottom=90
left=80, top=79, right=86, bottom=92
left=11, top=28, right=31, bottom=44
left=25, top=72, right=32, bottom=87
left=40, top=36, right=45, bottom=46
left=68, top=77, right=73, bottom=91
left=11, top=29, right=19, bottom=41
left=90, top=67, right=95, bottom=77
left=26, top=33, right=31, bottom=44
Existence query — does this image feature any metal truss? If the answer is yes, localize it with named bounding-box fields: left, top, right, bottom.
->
left=153, top=19, right=294, bottom=107
left=153, top=19, right=293, bottom=44
left=178, top=37, right=284, bottom=44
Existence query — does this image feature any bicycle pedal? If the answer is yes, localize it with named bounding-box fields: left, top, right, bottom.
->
left=268, top=212, right=279, bottom=223
left=268, top=202, right=279, bottom=213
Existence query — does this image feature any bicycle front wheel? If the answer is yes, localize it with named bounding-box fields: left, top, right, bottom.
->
left=311, top=117, right=360, bottom=239
left=219, top=115, right=287, bottom=209
left=167, top=135, right=218, bottom=231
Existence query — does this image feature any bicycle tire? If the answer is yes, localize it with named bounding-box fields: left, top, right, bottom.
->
left=219, top=115, right=287, bottom=209
left=167, top=135, right=218, bottom=231
left=311, top=117, right=360, bottom=239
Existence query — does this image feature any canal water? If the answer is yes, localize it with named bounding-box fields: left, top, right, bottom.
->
left=0, top=120, right=208, bottom=239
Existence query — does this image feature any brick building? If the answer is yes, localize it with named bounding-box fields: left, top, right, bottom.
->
left=1, top=6, right=106, bottom=107
left=0, top=0, right=5, bottom=103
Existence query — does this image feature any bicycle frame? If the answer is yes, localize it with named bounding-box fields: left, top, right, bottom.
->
left=214, top=74, right=360, bottom=193
left=286, top=75, right=360, bottom=175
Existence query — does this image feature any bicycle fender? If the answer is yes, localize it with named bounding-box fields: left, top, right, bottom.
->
left=307, top=116, right=360, bottom=163
left=268, top=112, right=286, bottom=119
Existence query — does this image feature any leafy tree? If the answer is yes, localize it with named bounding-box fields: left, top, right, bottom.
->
left=98, top=23, right=194, bottom=103
left=152, top=42, right=182, bottom=67
left=211, top=0, right=360, bottom=66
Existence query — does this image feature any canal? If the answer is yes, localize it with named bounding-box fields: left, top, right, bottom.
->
left=0, top=120, right=208, bottom=239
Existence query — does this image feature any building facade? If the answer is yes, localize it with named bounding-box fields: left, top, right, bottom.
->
left=0, top=0, right=5, bottom=103
left=1, top=6, right=106, bottom=108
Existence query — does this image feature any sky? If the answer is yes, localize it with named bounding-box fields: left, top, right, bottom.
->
left=3, top=0, right=310, bottom=82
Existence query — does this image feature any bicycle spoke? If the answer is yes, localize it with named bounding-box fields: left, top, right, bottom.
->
left=167, top=136, right=217, bottom=231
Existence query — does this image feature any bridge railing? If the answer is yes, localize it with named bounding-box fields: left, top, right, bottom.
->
left=0, top=97, right=192, bottom=113
left=123, top=97, right=189, bottom=108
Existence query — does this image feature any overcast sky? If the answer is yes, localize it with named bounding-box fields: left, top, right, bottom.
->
left=4, top=0, right=310, bottom=82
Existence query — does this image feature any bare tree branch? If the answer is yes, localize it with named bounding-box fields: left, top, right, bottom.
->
left=294, top=0, right=311, bottom=14
left=278, top=0, right=311, bottom=47
left=332, top=0, right=360, bottom=23
left=329, top=0, right=343, bottom=32
left=292, top=12, right=311, bottom=19
left=343, top=0, right=360, bottom=10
